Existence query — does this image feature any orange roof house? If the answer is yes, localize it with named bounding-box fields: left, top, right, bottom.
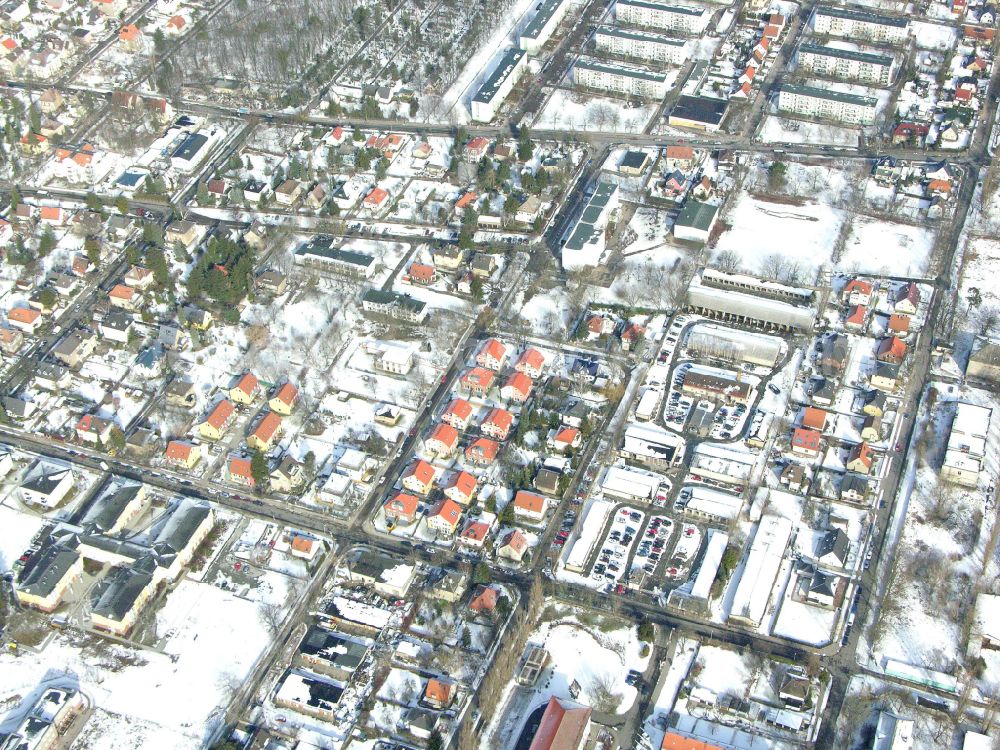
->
left=444, top=470, right=477, bottom=505
left=469, top=584, right=499, bottom=613
left=248, top=411, right=282, bottom=451
left=550, top=427, right=581, bottom=451
left=384, top=492, right=418, bottom=524
left=801, top=407, right=828, bottom=432
left=877, top=336, right=907, bottom=364
left=228, top=457, right=255, bottom=486
left=481, top=408, right=514, bottom=440
left=660, top=733, right=724, bottom=750
left=501, top=372, right=532, bottom=403
left=465, top=437, right=499, bottom=465
left=230, top=371, right=259, bottom=404
left=363, top=187, right=389, bottom=208
left=459, top=519, right=491, bottom=547
left=515, top=347, right=545, bottom=378
left=888, top=313, right=910, bottom=334
left=426, top=422, right=460, bottom=457
left=848, top=442, right=874, bottom=474
left=461, top=367, right=496, bottom=395
left=269, top=382, right=299, bottom=414
left=408, top=262, right=436, bottom=285
left=513, top=490, right=546, bottom=519
left=402, top=459, right=436, bottom=494
left=442, top=398, right=474, bottom=429
left=422, top=678, right=455, bottom=709
left=846, top=305, right=866, bottom=328
left=476, top=338, right=508, bottom=371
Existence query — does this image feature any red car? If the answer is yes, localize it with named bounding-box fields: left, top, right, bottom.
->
left=614, top=584, right=626, bottom=595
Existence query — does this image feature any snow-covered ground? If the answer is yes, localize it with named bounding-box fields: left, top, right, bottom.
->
left=839, top=217, right=935, bottom=278
left=757, top=116, right=862, bottom=147
left=535, top=89, right=660, bottom=133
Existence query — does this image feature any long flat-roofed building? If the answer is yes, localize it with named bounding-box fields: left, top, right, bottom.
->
left=616, top=0, right=708, bottom=33
left=471, top=47, right=527, bottom=122
left=562, top=180, right=620, bottom=269
left=797, top=43, right=893, bottom=85
left=574, top=59, right=670, bottom=98
left=729, top=514, right=792, bottom=627
left=519, top=0, right=572, bottom=54
left=594, top=25, right=688, bottom=64
left=812, top=5, right=909, bottom=44
left=942, top=402, right=992, bottom=487
left=778, top=83, right=878, bottom=125
left=687, top=273, right=817, bottom=331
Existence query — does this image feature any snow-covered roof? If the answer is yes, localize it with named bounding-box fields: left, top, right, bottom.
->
left=690, top=529, right=729, bottom=600
left=729, top=515, right=792, bottom=625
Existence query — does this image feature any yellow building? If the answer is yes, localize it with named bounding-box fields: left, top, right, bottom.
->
left=15, top=545, right=83, bottom=612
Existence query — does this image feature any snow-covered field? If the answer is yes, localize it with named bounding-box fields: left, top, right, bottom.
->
left=535, top=89, right=659, bottom=133
left=839, top=217, right=935, bottom=277
left=713, top=195, right=844, bottom=276
left=757, top=116, right=862, bottom=147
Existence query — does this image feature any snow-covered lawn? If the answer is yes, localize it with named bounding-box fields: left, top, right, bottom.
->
left=713, top=195, right=844, bottom=277
left=757, top=116, right=861, bottom=147
left=839, top=217, right=935, bottom=278
left=535, top=89, right=660, bottom=133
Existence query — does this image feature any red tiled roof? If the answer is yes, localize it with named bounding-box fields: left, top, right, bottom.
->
left=513, top=490, right=546, bottom=514
left=205, top=399, right=235, bottom=430
left=252, top=412, right=282, bottom=443
left=791, top=428, right=822, bottom=453
left=405, top=459, right=435, bottom=486
left=273, top=382, right=298, bottom=406
left=528, top=697, right=592, bottom=750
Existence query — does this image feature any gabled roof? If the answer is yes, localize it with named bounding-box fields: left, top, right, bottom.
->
left=165, top=440, right=195, bottom=461
left=469, top=584, right=499, bottom=612
left=234, top=371, right=258, bottom=395
left=791, top=428, right=822, bottom=452
left=513, top=490, right=546, bottom=514
left=528, top=696, right=592, bottom=750
left=503, top=371, right=532, bottom=396
left=252, top=411, right=282, bottom=443
left=405, top=459, right=435, bottom=487
left=446, top=470, right=477, bottom=498
left=272, top=382, right=299, bottom=406
left=385, top=492, right=418, bottom=516
left=429, top=498, right=462, bottom=526
left=204, top=399, right=235, bottom=429
left=517, top=347, right=545, bottom=371
left=849, top=441, right=873, bottom=469
left=479, top=338, right=507, bottom=362
left=428, top=422, right=459, bottom=449
left=816, top=527, right=849, bottom=564
left=444, top=398, right=473, bottom=422
left=483, top=407, right=514, bottom=433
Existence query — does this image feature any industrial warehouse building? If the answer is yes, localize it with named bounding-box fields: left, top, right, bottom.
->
left=594, top=25, right=688, bottom=64
left=729, top=514, right=792, bottom=627
left=615, top=0, right=708, bottom=32
left=687, top=273, right=817, bottom=331
left=668, top=94, right=728, bottom=131
left=573, top=60, right=670, bottom=99
left=471, top=47, right=527, bottom=122
left=519, top=0, right=572, bottom=54
left=778, top=83, right=879, bottom=126
left=812, top=5, right=909, bottom=44
left=797, top=44, right=893, bottom=85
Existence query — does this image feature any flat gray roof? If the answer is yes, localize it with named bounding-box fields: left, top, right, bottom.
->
left=617, top=0, right=706, bottom=15
left=473, top=47, right=526, bottom=104
left=675, top=199, right=719, bottom=231
left=595, top=24, right=687, bottom=45
left=576, top=59, right=669, bottom=83
left=781, top=83, right=879, bottom=106
left=815, top=4, right=909, bottom=28
left=522, top=0, right=567, bottom=40
left=799, top=43, right=893, bottom=67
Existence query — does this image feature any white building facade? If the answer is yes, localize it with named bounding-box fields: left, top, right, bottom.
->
left=778, top=84, right=878, bottom=125
left=594, top=25, right=688, bottom=64
left=812, top=5, right=909, bottom=44
left=615, top=0, right=708, bottom=32
left=471, top=47, right=528, bottom=122
left=797, top=44, right=893, bottom=85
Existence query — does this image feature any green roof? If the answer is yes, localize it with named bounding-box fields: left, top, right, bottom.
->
left=675, top=200, right=719, bottom=232
left=781, top=83, right=879, bottom=107
left=296, top=242, right=374, bottom=268
left=798, top=43, right=893, bottom=67
left=565, top=222, right=601, bottom=251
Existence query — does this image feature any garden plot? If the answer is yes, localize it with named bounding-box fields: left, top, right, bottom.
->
left=712, top=195, right=844, bottom=278
left=838, top=217, right=935, bottom=278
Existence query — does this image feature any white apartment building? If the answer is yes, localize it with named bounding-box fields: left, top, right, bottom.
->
left=574, top=59, right=670, bottom=98
left=812, top=5, right=909, bottom=44
left=594, top=25, right=688, bottom=64
left=797, top=43, right=893, bottom=85
left=471, top=47, right=527, bottom=122
left=778, top=83, right=878, bottom=125
left=519, top=0, right=572, bottom=54
left=942, top=402, right=992, bottom=487
left=615, top=0, right=708, bottom=33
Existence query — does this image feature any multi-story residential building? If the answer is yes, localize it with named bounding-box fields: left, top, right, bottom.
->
left=797, top=43, right=893, bottom=85
left=615, top=0, right=708, bottom=33
left=812, top=5, right=909, bottom=44
left=471, top=47, right=527, bottom=123
left=778, top=83, right=879, bottom=125
left=519, top=0, right=572, bottom=54
left=594, top=25, right=688, bottom=64
left=574, top=59, right=669, bottom=98
left=361, top=289, right=428, bottom=323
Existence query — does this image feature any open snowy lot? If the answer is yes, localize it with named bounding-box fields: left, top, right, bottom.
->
left=758, top=116, right=862, bottom=147
left=839, top=217, right=936, bottom=278
left=535, top=90, right=660, bottom=133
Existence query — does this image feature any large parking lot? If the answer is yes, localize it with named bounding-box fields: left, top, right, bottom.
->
left=590, top=506, right=646, bottom=590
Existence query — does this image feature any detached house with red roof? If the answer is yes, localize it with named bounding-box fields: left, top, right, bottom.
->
left=199, top=399, right=236, bottom=441
left=469, top=584, right=499, bottom=614
left=465, top=438, right=499, bottom=466
left=790, top=428, right=822, bottom=459
left=444, top=470, right=477, bottom=505
left=842, top=278, right=873, bottom=306
left=847, top=442, right=874, bottom=474
left=402, top=459, right=436, bottom=495
left=384, top=493, right=418, bottom=525
left=515, top=348, right=545, bottom=379
left=118, top=24, right=141, bottom=50
left=230, top=372, right=259, bottom=404
left=497, top=528, right=528, bottom=562
left=165, top=440, right=201, bottom=469
left=894, top=282, right=920, bottom=315
left=362, top=187, right=390, bottom=211
left=459, top=518, right=491, bottom=549
left=8, top=307, right=42, bottom=334
left=481, top=408, right=514, bottom=440
left=109, top=284, right=140, bottom=311
left=442, top=398, right=474, bottom=430
left=845, top=305, right=867, bottom=330
left=476, top=338, right=509, bottom=371
left=501, top=372, right=532, bottom=403
left=877, top=336, right=907, bottom=365
left=425, top=423, right=459, bottom=458
left=76, top=414, right=114, bottom=445
left=228, top=457, right=255, bottom=487
left=460, top=367, right=495, bottom=397
left=426, top=498, right=462, bottom=536
left=512, top=490, right=547, bottom=523
left=422, top=678, right=456, bottom=709
left=801, top=407, right=829, bottom=432
left=408, top=262, right=436, bottom=285
left=464, top=136, right=490, bottom=162
left=548, top=427, right=581, bottom=452
left=247, top=411, right=282, bottom=451
left=269, top=382, right=299, bottom=415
